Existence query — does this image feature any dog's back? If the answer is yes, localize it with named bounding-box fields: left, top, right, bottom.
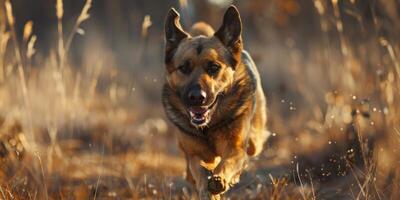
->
left=189, top=22, right=214, bottom=37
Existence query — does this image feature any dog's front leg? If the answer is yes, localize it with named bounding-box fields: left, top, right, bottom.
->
left=207, top=122, right=250, bottom=195
left=208, top=147, right=247, bottom=195
left=187, top=156, right=221, bottom=200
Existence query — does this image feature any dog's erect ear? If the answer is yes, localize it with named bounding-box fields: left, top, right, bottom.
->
left=214, top=5, right=243, bottom=52
left=164, top=8, right=189, bottom=64
left=214, top=5, right=243, bottom=69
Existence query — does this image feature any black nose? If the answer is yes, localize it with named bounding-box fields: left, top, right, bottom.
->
left=187, top=88, right=207, bottom=105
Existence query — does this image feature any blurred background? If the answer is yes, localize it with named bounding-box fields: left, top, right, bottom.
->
left=0, top=0, right=399, bottom=199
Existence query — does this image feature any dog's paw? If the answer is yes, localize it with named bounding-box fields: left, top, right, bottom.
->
left=207, top=175, right=226, bottom=195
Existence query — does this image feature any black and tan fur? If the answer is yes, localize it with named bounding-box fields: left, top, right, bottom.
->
left=162, top=5, right=269, bottom=199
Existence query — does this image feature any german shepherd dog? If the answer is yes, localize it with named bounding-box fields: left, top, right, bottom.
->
left=162, top=5, right=269, bottom=199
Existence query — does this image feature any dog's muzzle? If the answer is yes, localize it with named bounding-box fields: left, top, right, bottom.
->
left=187, top=93, right=221, bottom=127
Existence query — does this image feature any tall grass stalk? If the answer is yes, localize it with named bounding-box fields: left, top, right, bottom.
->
left=56, top=0, right=65, bottom=69
left=64, top=0, right=92, bottom=54
left=4, top=0, right=35, bottom=149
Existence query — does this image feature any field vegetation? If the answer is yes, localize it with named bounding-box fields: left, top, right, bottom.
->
left=0, top=0, right=399, bottom=199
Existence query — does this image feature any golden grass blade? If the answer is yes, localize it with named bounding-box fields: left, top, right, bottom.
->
left=26, top=35, right=37, bottom=60
left=77, top=0, right=92, bottom=23
left=0, top=31, right=10, bottom=81
left=4, top=0, right=14, bottom=27
left=384, top=42, right=400, bottom=79
left=141, top=15, right=152, bottom=38
left=23, top=20, right=33, bottom=42
left=56, top=0, right=63, bottom=20
left=56, top=0, right=65, bottom=68
left=64, top=0, right=93, bottom=53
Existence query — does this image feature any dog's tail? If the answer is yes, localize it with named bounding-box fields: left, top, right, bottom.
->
left=190, top=22, right=214, bottom=37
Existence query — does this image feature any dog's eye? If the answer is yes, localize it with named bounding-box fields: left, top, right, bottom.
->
left=206, top=62, right=221, bottom=76
left=178, top=62, right=192, bottom=75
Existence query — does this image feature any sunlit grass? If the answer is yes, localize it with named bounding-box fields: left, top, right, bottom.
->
left=0, top=0, right=399, bottom=199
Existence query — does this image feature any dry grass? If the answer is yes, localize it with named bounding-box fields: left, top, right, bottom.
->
left=0, top=0, right=399, bottom=199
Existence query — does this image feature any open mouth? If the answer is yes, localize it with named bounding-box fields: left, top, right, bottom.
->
left=188, top=96, right=219, bottom=127
left=189, top=107, right=210, bottom=125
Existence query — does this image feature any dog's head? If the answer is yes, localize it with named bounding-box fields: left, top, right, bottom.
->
left=164, top=6, right=243, bottom=128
